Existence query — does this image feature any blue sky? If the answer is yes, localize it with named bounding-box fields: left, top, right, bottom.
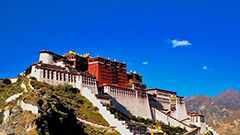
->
left=0, top=0, right=239, bottom=97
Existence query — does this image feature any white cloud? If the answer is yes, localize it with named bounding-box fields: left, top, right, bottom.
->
left=171, top=39, right=192, bottom=48
left=202, top=65, right=213, bottom=71
left=142, top=62, right=148, bottom=65
left=203, top=65, right=208, bottom=70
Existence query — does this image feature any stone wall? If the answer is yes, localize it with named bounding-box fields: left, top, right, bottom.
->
left=9, top=77, right=18, bottom=83
left=18, top=100, right=38, bottom=114
left=175, top=97, right=188, bottom=121
left=104, top=85, right=152, bottom=119
left=151, top=107, right=192, bottom=131
left=6, top=93, right=23, bottom=103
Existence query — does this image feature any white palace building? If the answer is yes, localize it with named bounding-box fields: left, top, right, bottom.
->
left=30, top=50, right=207, bottom=134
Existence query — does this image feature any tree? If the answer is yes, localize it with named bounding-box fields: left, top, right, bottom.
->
left=3, top=78, right=11, bottom=85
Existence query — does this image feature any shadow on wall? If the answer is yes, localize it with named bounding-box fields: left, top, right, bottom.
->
left=148, top=95, right=164, bottom=119
left=148, top=95, right=164, bottom=109
left=110, top=97, right=132, bottom=116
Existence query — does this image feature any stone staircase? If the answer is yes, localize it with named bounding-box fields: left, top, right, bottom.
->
left=81, top=87, right=133, bottom=135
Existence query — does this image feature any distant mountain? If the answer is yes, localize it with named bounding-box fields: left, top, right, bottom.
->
left=185, top=88, right=240, bottom=121
left=185, top=95, right=213, bottom=112
left=184, top=95, right=197, bottom=102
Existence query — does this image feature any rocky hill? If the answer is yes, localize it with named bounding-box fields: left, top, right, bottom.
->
left=0, top=77, right=120, bottom=135
left=185, top=88, right=240, bottom=135
left=185, top=95, right=213, bottom=113
left=184, top=95, right=197, bottom=102
left=185, top=88, right=240, bottom=121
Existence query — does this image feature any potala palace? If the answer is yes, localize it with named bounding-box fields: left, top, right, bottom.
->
left=30, top=50, right=207, bottom=135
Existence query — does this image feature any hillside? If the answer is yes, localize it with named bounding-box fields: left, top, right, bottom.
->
left=0, top=77, right=121, bottom=135
left=207, top=110, right=240, bottom=135
left=185, top=88, right=240, bottom=121
left=184, top=95, right=197, bottom=102
left=185, top=88, right=240, bottom=134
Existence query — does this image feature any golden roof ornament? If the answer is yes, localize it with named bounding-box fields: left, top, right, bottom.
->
left=83, top=53, right=91, bottom=58
left=68, top=50, right=76, bottom=55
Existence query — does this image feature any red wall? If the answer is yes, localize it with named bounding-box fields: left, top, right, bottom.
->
left=88, top=60, right=128, bottom=86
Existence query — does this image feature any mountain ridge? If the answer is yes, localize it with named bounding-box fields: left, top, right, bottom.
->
left=185, top=88, right=240, bottom=135
left=185, top=88, right=240, bottom=120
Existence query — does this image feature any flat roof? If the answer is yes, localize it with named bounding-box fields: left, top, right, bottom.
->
left=147, top=88, right=177, bottom=95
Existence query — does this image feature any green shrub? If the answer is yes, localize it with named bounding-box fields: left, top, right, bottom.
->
left=0, top=85, right=4, bottom=88
left=189, top=124, right=197, bottom=128
left=93, top=107, right=99, bottom=112
left=30, top=76, right=37, bottom=80
left=0, top=99, right=5, bottom=108
left=55, top=84, right=79, bottom=94
left=3, top=79, right=11, bottom=85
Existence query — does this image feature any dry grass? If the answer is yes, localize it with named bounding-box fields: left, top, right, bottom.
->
left=26, top=128, right=38, bottom=135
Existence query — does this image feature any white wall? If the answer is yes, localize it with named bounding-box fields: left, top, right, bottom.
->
left=6, top=93, right=23, bottom=103
left=176, top=97, right=188, bottom=121
left=104, top=86, right=152, bottom=119
left=9, top=78, right=18, bottom=83
left=18, top=100, right=38, bottom=114
left=151, top=107, right=192, bottom=131
left=31, top=65, right=41, bottom=81
left=39, top=52, right=53, bottom=64
left=3, top=110, right=10, bottom=122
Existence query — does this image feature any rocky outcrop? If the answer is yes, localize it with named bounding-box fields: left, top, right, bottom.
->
left=0, top=106, right=38, bottom=135
left=35, top=91, right=87, bottom=135
left=0, top=93, right=87, bottom=135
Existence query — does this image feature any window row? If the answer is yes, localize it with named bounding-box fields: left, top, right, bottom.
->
left=42, top=70, right=76, bottom=83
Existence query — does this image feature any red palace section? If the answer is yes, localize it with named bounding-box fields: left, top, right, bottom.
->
left=88, top=57, right=128, bottom=87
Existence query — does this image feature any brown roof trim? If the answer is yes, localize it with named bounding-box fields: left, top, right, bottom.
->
left=187, top=112, right=205, bottom=117
left=188, top=114, right=204, bottom=117
left=147, top=88, right=177, bottom=95
left=40, top=50, right=63, bottom=59
left=88, top=57, right=126, bottom=65
left=95, top=94, right=110, bottom=99
left=39, top=50, right=54, bottom=54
